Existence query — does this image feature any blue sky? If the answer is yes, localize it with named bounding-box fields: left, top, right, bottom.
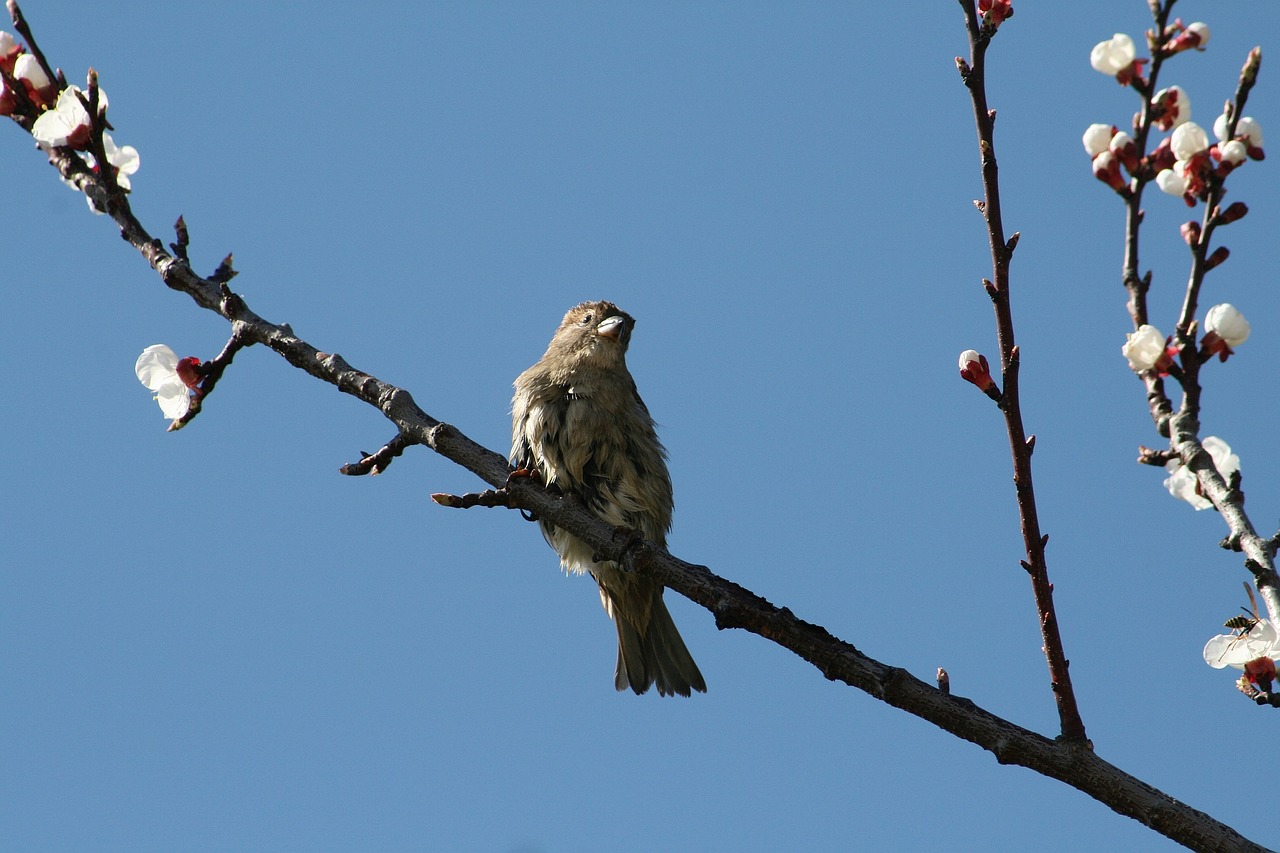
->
left=6, top=2, right=1280, bottom=851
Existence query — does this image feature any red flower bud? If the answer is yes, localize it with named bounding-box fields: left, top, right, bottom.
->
left=1204, top=246, right=1230, bottom=271
left=175, top=356, right=203, bottom=391
left=959, top=350, right=1002, bottom=401
left=1217, top=202, right=1249, bottom=225
left=1244, top=656, right=1277, bottom=689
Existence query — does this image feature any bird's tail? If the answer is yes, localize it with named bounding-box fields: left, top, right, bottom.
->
left=596, top=570, right=706, bottom=697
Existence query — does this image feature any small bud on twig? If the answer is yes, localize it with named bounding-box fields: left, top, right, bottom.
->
left=958, top=350, right=1002, bottom=403
left=1203, top=246, right=1230, bottom=271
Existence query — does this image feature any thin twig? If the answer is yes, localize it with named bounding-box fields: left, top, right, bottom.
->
left=957, top=0, right=1087, bottom=745
left=6, top=0, right=56, bottom=99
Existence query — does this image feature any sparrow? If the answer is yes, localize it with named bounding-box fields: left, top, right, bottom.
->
left=511, top=301, right=706, bottom=696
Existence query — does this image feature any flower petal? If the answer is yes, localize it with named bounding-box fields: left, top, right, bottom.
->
left=153, top=381, right=192, bottom=420
left=135, top=344, right=179, bottom=391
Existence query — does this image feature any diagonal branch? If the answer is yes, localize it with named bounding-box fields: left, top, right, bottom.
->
left=22, top=131, right=1272, bottom=853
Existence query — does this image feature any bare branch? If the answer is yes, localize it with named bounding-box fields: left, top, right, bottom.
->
left=957, top=0, right=1086, bottom=745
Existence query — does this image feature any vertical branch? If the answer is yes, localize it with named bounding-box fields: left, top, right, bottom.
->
left=957, top=1, right=1087, bottom=744
left=1116, top=4, right=1280, bottom=629
left=1123, top=1, right=1179, bottom=436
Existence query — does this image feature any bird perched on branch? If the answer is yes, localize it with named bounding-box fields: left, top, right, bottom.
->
left=511, top=301, right=706, bottom=696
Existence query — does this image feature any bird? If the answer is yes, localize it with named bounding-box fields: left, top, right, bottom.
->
left=511, top=300, right=706, bottom=696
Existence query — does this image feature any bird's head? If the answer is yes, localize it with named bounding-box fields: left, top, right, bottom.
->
left=544, top=300, right=635, bottom=370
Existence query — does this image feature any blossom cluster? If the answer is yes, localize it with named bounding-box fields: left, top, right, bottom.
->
left=1120, top=303, right=1250, bottom=376
left=1084, top=22, right=1265, bottom=206
left=1, top=29, right=139, bottom=208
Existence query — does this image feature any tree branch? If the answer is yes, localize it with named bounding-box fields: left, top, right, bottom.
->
left=17, top=109, right=1268, bottom=853
left=4, top=2, right=1273, bottom=849
left=1110, top=2, right=1280, bottom=630
left=956, top=0, right=1087, bottom=745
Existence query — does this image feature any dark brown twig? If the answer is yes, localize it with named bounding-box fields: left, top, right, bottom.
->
left=431, top=488, right=517, bottom=509
left=957, top=0, right=1087, bottom=746
left=341, top=433, right=415, bottom=476
left=6, top=1, right=55, bottom=100
left=170, top=216, right=190, bottom=261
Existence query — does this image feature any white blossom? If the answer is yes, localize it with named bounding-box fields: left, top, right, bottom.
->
left=1163, top=436, right=1240, bottom=510
left=1219, top=139, right=1247, bottom=166
left=1170, top=121, right=1209, bottom=161
left=1082, top=123, right=1114, bottom=157
left=1185, top=22, right=1211, bottom=46
left=1121, top=324, right=1166, bottom=371
left=135, top=344, right=193, bottom=420
left=1204, top=619, right=1280, bottom=670
left=31, top=86, right=92, bottom=148
left=1090, top=33, right=1135, bottom=76
left=1205, top=303, right=1250, bottom=347
left=1237, top=116, right=1264, bottom=147
left=13, top=52, right=50, bottom=91
left=83, top=132, right=140, bottom=190
left=1153, top=85, right=1191, bottom=129
left=1155, top=167, right=1187, bottom=197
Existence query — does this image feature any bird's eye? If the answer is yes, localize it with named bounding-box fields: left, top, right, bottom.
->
left=581, top=312, right=594, bottom=325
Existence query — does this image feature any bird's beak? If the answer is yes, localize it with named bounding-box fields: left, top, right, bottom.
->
left=596, top=315, right=624, bottom=340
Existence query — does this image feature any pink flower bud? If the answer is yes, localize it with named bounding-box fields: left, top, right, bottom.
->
left=13, top=52, right=53, bottom=107
left=1215, top=139, right=1248, bottom=170
left=1217, top=201, right=1248, bottom=224
left=1147, top=137, right=1176, bottom=173
left=0, top=74, right=15, bottom=116
left=977, top=0, right=1013, bottom=26
left=1152, top=86, right=1191, bottom=131
left=1171, top=121, right=1209, bottom=160
left=1091, top=150, right=1127, bottom=191
left=1109, top=130, right=1140, bottom=172
left=1237, top=116, right=1265, bottom=147
left=1213, top=114, right=1265, bottom=161
left=0, top=30, right=19, bottom=75
left=1162, top=21, right=1210, bottom=56
left=1180, top=221, right=1201, bottom=245
left=1082, top=123, right=1114, bottom=158
left=1091, top=33, right=1144, bottom=85
left=1155, top=167, right=1188, bottom=198
left=175, top=356, right=203, bottom=390
left=959, top=350, right=1000, bottom=399
left=1244, top=656, right=1276, bottom=689
left=1205, top=303, right=1250, bottom=348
